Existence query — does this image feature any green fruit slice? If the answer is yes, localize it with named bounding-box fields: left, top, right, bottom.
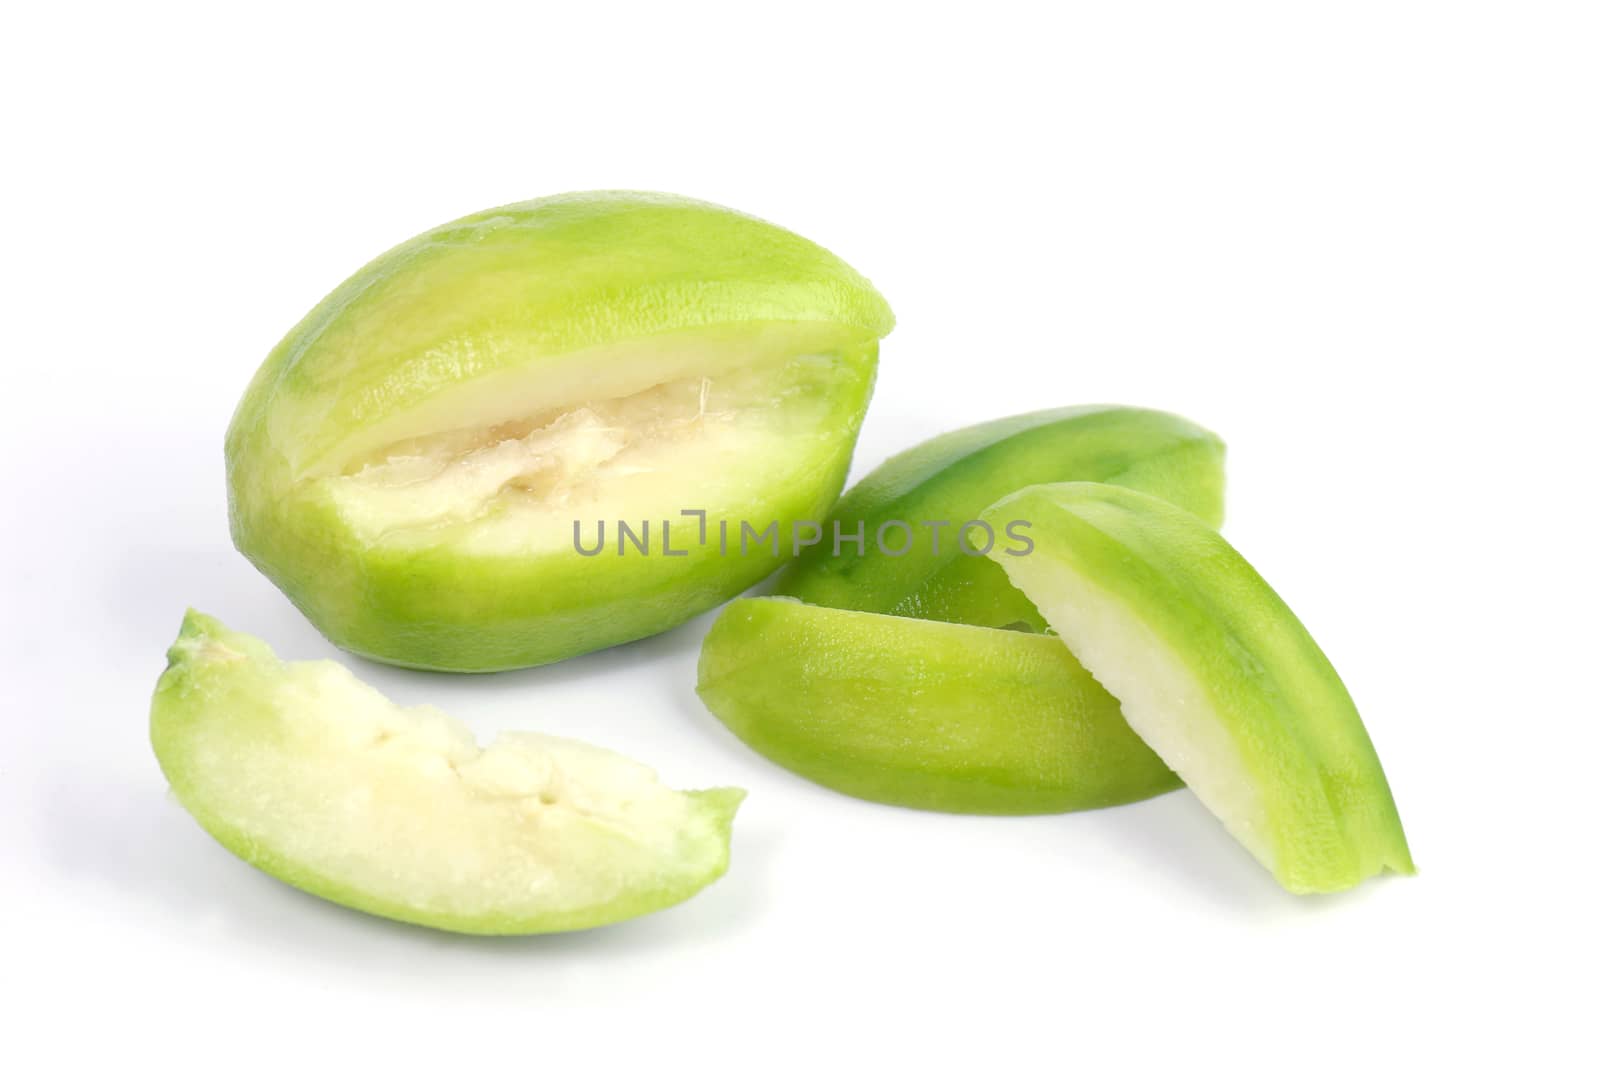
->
left=775, top=406, right=1224, bottom=631
left=151, top=611, right=745, bottom=934
left=978, top=483, right=1414, bottom=893
left=697, top=597, right=1179, bottom=814
left=227, top=191, right=894, bottom=671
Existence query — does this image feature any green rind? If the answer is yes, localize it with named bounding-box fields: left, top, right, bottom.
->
left=151, top=611, right=744, bottom=935
left=696, top=597, right=1179, bottom=814
left=978, top=484, right=1413, bottom=893
left=227, top=192, right=894, bottom=478
left=775, top=406, right=1225, bottom=630
left=226, top=192, right=893, bottom=671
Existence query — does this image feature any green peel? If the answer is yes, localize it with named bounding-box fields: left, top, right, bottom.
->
left=776, top=406, right=1224, bottom=630
left=697, top=597, right=1178, bottom=814
left=152, top=611, right=744, bottom=934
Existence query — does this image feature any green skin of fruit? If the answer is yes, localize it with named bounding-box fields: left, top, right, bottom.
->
left=978, top=483, right=1415, bottom=893
left=227, top=192, right=894, bottom=672
left=697, top=597, right=1179, bottom=814
left=775, top=406, right=1225, bottom=631
left=152, top=611, right=744, bottom=934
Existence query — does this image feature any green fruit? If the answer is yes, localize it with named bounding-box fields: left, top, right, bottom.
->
left=151, top=611, right=745, bottom=934
left=978, top=483, right=1414, bottom=893
left=227, top=192, right=893, bottom=671
left=697, top=597, right=1179, bottom=813
left=775, top=406, right=1224, bottom=631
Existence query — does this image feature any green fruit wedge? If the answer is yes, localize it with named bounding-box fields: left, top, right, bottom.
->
left=151, top=611, right=745, bottom=934
left=697, top=597, right=1179, bottom=813
left=978, top=483, right=1414, bottom=893
left=775, top=406, right=1224, bottom=631
left=227, top=191, right=893, bottom=671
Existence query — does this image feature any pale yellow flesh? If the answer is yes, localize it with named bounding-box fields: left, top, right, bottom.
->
left=158, top=623, right=739, bottom=927
left=323, top=350, right=858, bottom=554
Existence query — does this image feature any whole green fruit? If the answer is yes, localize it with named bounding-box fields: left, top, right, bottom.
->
left=227, top=192, right=893, bottom=671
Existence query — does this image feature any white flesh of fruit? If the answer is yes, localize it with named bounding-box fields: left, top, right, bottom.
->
left=323, top=350, right=858, bottom=552
left=989, top=560, right=1274, bottom=868
left=271, top=312, right=872, bottom=557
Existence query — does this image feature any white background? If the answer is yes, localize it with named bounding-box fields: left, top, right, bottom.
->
left=5, top=2, right=1597, bottom=1062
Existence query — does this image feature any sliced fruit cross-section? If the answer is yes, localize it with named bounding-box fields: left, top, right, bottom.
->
left=697, top=597, right=1179, bottom=814
left=978, top=483, right=1414, bottom=893
left=151, top=611, right=744, bottom=934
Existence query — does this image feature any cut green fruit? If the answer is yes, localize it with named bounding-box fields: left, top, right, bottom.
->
left=227, top=191, right=893, bottom=671
left=775, top=406, right=1224, bottom=631
left=151, top=611, right=744, bottom=934
left=978, top=483, right=1414, bottom=893
left=697, top=597, right=1179, bottom=814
